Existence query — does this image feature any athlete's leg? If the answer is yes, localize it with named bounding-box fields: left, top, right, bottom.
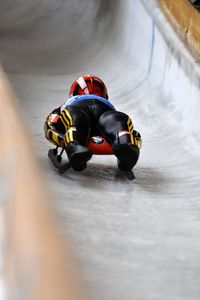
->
left=60, top=106, right=92, bottom=171
left=98, top=110, right=142, bottom=171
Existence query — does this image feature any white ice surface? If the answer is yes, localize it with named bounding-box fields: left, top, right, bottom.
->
left=1, top=0, right=200, bottom=299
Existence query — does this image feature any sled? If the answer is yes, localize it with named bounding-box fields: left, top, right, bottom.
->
left=48, top=136, right=135, bottom=180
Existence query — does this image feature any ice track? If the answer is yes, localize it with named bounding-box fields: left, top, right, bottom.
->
left=1, top=0, right=200, bottom=299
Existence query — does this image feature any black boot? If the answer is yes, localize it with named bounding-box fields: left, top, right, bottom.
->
left=112, top=143, right=139, bottom=172
left=66, top=142, right=92, bottom=172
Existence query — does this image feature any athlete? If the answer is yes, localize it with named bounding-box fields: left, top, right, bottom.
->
left=44, top=75, right=142, bottom=172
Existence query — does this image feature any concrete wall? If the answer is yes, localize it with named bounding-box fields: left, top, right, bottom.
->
left=159, top=0, right=200, bottom=61
left=0, top=69, right=87, bottom=300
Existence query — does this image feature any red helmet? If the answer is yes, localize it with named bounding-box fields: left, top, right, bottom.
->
left=69, top=75, right=108, bottom=99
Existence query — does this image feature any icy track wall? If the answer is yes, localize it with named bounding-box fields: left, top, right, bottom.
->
left=137, top=0, right=200, bottom=141
left=1, top=0, right=200, bottom=299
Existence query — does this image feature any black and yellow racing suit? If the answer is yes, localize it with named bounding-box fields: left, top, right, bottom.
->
left=44, top=94, right=142, bottom=170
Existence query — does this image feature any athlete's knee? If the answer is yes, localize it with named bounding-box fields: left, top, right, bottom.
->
left=44, top=122, right=64, bottom=147
left=64, top=126, right=77, bottom=146
left=132, top=130, right=142, bottom=150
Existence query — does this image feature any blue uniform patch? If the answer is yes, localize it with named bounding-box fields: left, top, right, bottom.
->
left=64, top=94, right=116, bottom=110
